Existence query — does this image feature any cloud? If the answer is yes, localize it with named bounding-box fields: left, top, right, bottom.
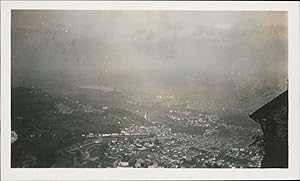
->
left=11, top=10, right=288, bottom=104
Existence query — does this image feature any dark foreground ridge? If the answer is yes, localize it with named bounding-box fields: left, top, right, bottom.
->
left=249, top=90, right=288, bottom=168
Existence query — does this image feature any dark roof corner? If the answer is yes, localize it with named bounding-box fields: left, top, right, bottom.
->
left=249, top=90, right=288, bottom=121
left=249, top=113, right=253, bottom=119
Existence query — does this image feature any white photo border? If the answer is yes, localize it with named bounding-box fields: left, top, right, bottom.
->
left=1, top=1, right=300, bottom=180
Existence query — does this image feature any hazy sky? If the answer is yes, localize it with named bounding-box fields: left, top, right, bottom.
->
left=11, top=11, right=288, bottom=108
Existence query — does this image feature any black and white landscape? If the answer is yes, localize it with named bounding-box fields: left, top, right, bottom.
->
left=11, top=11, right=288, bottom=168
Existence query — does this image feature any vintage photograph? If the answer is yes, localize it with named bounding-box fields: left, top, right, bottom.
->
left=11, top=10, right=288, bottom=168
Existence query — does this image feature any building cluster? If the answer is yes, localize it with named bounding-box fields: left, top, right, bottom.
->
left=55, top=99, right=101, bottom=115
left=70, top=124, right=262, bottom=168
left=166, top=110, right=219, bottom=127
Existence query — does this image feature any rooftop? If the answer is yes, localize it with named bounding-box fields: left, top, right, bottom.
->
left=249, top=90, right=288, bottom=121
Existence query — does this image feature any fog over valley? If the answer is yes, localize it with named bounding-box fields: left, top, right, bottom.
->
left=12, top=11, right=287, bottom=110
left=10, top=10, right=289, bottom=169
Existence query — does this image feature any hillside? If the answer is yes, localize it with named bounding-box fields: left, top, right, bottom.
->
left=11, top=87, right=149, bottom=167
